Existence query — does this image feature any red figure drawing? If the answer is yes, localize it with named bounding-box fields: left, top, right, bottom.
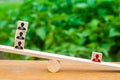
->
left=92, top=54, right=101, bottom=62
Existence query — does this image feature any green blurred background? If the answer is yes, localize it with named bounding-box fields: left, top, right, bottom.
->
left=0, top=0, right=120, bottom=61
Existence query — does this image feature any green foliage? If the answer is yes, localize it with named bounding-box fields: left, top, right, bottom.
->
left=0, top=0, right=120, bottom=61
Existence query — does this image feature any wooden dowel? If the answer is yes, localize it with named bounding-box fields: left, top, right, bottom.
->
left=47, top=59, right=61, bottom=73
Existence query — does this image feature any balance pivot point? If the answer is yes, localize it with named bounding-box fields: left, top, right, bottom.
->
left=47, top=59, right=61, bottom=73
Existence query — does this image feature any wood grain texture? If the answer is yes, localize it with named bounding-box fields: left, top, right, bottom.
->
left=0, top=60, right=119, bottom=80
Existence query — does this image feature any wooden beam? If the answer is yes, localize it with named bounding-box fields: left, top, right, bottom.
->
left=0, top=45, right=120, bottom=70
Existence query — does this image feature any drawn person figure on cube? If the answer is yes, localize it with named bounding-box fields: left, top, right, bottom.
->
left=15, top=41, right=23, bottom=49
left=18, top=22, right=26, bottom=30
left=92, top=54, right=101, bottom=62
left=16, top=32, right=24, bottom=40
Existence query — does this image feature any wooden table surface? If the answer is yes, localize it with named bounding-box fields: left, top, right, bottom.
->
left=0, top=60, right=119, bottom=80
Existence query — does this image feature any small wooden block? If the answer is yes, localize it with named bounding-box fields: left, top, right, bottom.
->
left=47, top=59, right=61, bottom=73
left=15, top=30, right=26, bottom=40
left=14, top=39, right=24, bottom=49
left=17, top=21, right=28, bottom=31
left=91, top=52, right=102, bottom=63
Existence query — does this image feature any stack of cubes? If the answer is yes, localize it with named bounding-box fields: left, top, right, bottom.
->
left=14, top=21, right=28, bottom=49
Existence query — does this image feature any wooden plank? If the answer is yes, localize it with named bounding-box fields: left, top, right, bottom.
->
left=0, top=45, right=120, bottom=70
left=0, top=60, right=119, bottom=80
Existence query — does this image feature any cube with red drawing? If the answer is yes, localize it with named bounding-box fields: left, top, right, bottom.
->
left=91, top=52, right=102, bottom=63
